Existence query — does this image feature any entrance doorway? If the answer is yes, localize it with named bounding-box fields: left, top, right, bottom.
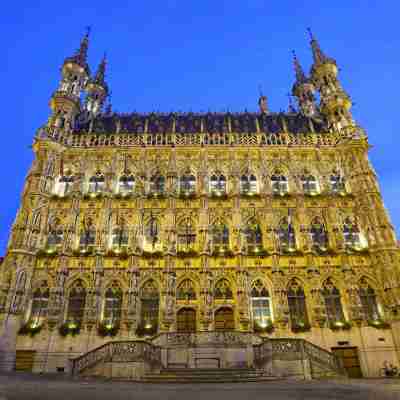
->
left=214, top=307, right=235, bottom=331
left=177, top=308, right=196, bottom=332
left=15, top=350, right=36, bottom=371
left=332, top=347, right=363, bottom=378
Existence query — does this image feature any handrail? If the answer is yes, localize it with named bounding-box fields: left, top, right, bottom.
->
left=254, top=338, right=345, bottom=377
left=71, top=340, right=161, bottom=376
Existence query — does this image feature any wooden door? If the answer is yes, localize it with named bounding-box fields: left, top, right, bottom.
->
left=215, top=307, right=235, bottom=331
left=177, top=308, right=196, bottom=332
left=15, top=350, right=36, bottom=371
left=332, top=347, right=363, bottom=378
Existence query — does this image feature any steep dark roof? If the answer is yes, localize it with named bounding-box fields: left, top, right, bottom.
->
left=74, top=112, right=327, bottom=135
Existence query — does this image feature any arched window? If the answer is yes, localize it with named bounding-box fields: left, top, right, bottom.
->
left=209, top=173, right=226, bottom=196
left=57, top=174, right=74, bottom=196
left=118, top=175, right=135, bottom=195
left=212, top=223, right=229, bottom=252
left=88, top=172, right=105, bottom=194
left=79, top=219, right=96, bottom=249
left=177, top=219, right=196, bottom=250
left=111, top=226, right=128, bottom=248
left=214, top=279, right=233, bottom=300
left=277, top=217, right=296, bottom=253
left=310, top=218, right=328, bottom=251
left=103, top=284, right=123, bottom=328
left=322, top=279, right=345, bottom=324
left=149, top=173, right=165, bottom=196
left=359, top=278, right=380, bottom=321
left=47, top=226, right=63, bottom=249
left=301, top=173, right=319, bottom=195
left=140, top=280, right=159, bottom=330
left=176, top=279, right=196, bottom=301
left=271, top=174, right=288, bottom=196
left=240, top=174, right=257, bottom=195
left=180, top=173, right=196, bottom=196
left=177, top=308, right=196, bottom=332
left=244, top=218, right=262, bottom=251
left=66, top=280, right=86, bottom=325
left=287, top=279, right=309, bottom=326
left=215, top=307, right=234, bottom=331
left=30, top=283, right=49, bottom=326
left=330, top=171, right=346, bottom=194
left=343, top=218, right=362, bottom=250
left=251, top=280, right=272, bottom=328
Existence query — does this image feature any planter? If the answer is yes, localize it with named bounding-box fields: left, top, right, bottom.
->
left=291, top=321, right=311, bottom=333
left=329, top=320, right=352, bottom=331
left=59, top=321, right=81, bottom=337
left=135, top=322, right=158, bottom=337
left=368, top=319, right=391, bottom=329
left=18, top=322, right=43, bottom=337
left=97, top=322, right=120, bottom=337
left=254, top=321, right=274, bottom=334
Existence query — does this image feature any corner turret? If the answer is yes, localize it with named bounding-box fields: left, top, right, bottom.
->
left=291, top=51, right=317, bottom=117
left=308, top=29, right=354, bottom=130
left=48, top=29, right=91, bottom=132
left=85, top=54, right=109, bottom=117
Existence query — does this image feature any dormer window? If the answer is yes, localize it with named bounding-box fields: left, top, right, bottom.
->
left=56, top=174, right=74, bottom=196
left=240, top=174, right=257, bottom=196
left=180, top=173, right=196, bottom=197
left=149, top=174, right=165, bottom=196
left=111, top=227, right=129, bottom=248
left=330, top=172, right=346, bottom=195
left=301, top=174, right=319, bottom=196
left=271, top=174, right=288, bottom=196
left=118, top=175, right=135, bottom=195
left=47, top=229, right=63, bottom=248
left=88, top=172, right=105, bottom=194
left=209, top=174, right=226, bottom=197
left=343, top=218, right=365, bottom=250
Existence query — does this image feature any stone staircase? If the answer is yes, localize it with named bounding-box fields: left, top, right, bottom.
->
left=143, top=368, right=279, bottom=383
left=70, top=333, right=346, bottom=381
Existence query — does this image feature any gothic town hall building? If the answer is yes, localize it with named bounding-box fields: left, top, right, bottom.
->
left=0, top=31, right=399, bottom=380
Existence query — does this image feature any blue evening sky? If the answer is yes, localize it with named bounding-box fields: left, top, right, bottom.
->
left=0, top=1, right=399, bottom=253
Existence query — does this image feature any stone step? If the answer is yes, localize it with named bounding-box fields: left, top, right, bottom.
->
left=142, top=375, right=279, bottom=383
left=142, top=368, right=278, bottom=383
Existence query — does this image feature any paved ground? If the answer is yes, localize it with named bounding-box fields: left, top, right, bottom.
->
left=0, top=373, right=399, bottom=400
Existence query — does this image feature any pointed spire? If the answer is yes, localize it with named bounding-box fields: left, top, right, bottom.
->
left=93, top=53, right=107, bottom=88
left=64, top=27, right=91, bottom=74
left=292, top=50, right=307, bottom=84
left=307, top=28, right=336, bottom=66
left=77, top=27, right=90, bottom=67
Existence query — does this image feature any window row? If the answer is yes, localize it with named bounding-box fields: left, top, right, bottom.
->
left=45, top=216, right=367, bottom=254
left=54, top=171, right=348, bottom=198
left=25, top=277, right=383, bottom=335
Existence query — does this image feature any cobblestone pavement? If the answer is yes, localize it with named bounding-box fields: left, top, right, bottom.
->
left=0, top=373, right=399, bottom=400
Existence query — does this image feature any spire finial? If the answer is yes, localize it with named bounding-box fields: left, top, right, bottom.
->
left=306, top=27, right=314, bottom=41
left=258, top=85, right=268, bottom=114
left=307, top=28, right=335, bottom=67
left=64, top=27, right=91, bottom=73
left=287, top=93, right=296, bottom=113
left=77, top=27, right=90, bottom=66
left=292, top=50, right=307, bottom=84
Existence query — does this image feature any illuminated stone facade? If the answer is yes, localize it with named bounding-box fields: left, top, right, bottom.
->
left=0, top=31, right=399, bottom=377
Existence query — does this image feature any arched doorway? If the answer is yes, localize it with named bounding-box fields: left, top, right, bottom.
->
left=177, top=308, right=196, bottom=332
left=214, top=307, right=234, bottom=331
